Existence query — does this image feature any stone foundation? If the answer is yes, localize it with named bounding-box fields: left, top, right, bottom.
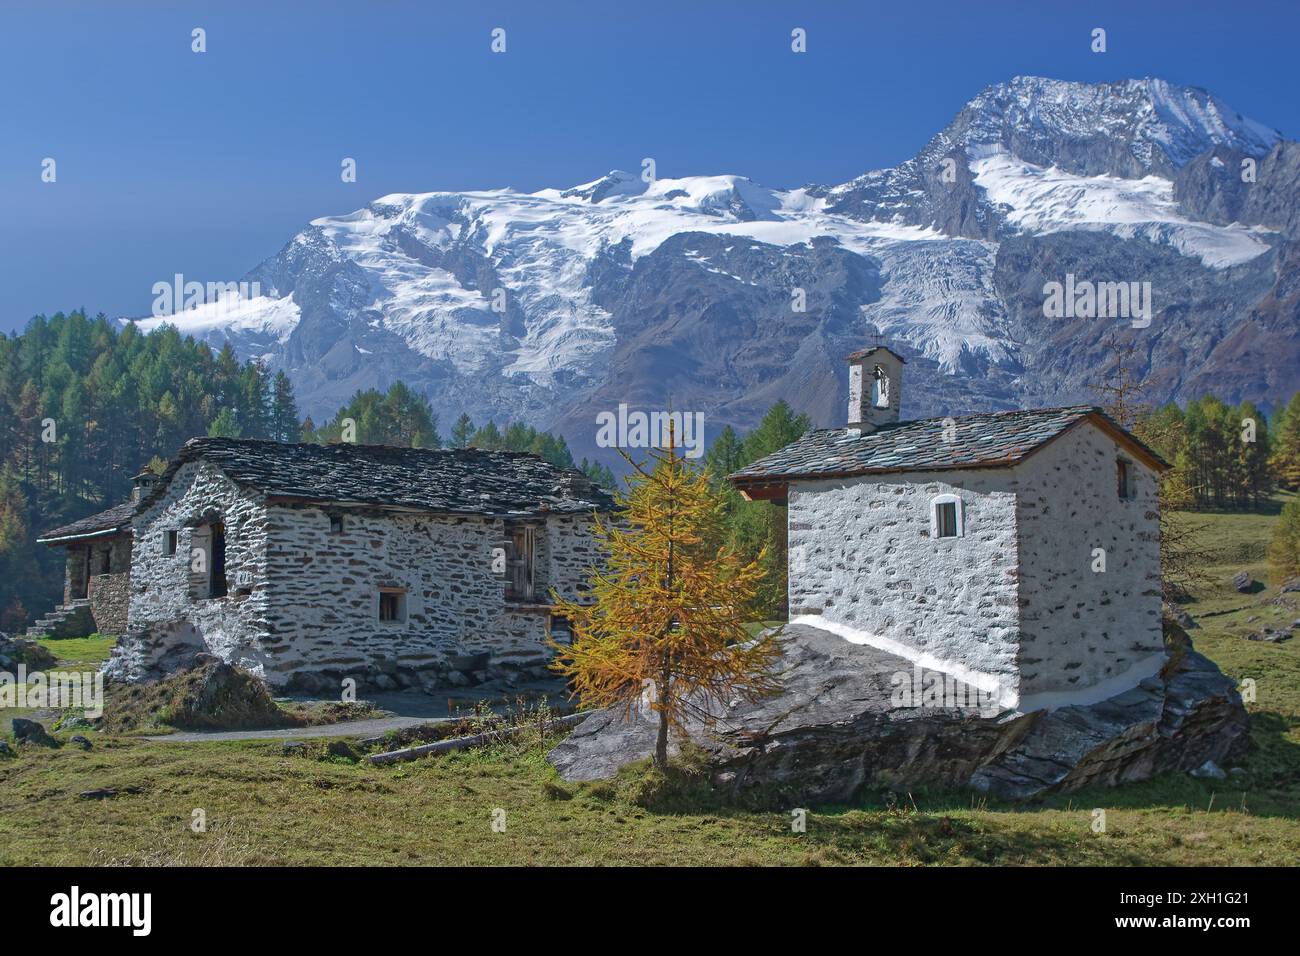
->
left=547, top=622, right=1248, bottom=802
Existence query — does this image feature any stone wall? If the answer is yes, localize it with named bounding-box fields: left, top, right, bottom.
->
left=258, top=504, right=602, bottom=691
left=1013, top=422, right=1164, bottom=704
left=787, top=468, right=1022, bottom=698
left=115, top=460, right=272, bottom=681
left=88, top=535, right=132, bottom=634
left=63, top=547, right=84, bottom=605
left=114, top=458, right=605, bottom=692
left=88, top=571, right=130, bottom=634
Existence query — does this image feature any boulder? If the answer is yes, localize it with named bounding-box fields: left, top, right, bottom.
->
left=1247, top=627, right=1292, bottom=643
left=69, top=735, right=92, bottom=751
left=1280, top=577, right=1300, bottom=594
left=1232, top=571, right=1256, bottom=593
left=103, top=658, right=290, bottom=733
left=11, top=718, right=59, bottom=748
left=0, top=634, right=57, bottom=671
left=0, top=740, right=12, bottom=757
left=1190, top=759, right=1227, bottom=780
left=548, top=623, right=1249, bottom=803
left=282, top=669, right=338, bottom=695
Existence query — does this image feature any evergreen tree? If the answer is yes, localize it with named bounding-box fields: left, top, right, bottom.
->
left=1268, top=499, right=1300, bottom=582
left=1271, top=392, right=1300, bottom=490
left=471, top=420, right=504, bottom=450
left=207, top=407, right=241, bottom=438
left=550, top=424, right=781, bottom=769
left=1237, top=400, right=1272, bottom=508
left=579, top=457, right=618, bottom=489
left=269, top=371, right=299, bottom=442
left=703, top=425, right=745, bottom=487
left=451, top=413, right=474, bottom=448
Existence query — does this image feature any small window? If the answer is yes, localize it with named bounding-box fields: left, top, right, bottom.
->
left=209, top=521, right=227, bottom=598
left=872, top=365, right=890, bottom=408
left=329, top=513, right=344, bottom=534
left=378, top=589, right=406, bottom=623
left=163, top=530, right=177, bottom=556
left=504, top=522, right=540, bottom=603
left=1117, top=459, right=1135, bottom=499
left=930, top=494, right=964, bottom=539
left=935, top=502, right=958, bottom=537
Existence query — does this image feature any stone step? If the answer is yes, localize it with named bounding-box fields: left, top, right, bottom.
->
left=26, top=601, right=97, bottom=638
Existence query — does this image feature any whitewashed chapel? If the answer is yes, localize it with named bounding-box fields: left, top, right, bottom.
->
left=730, top=346, right=1169, bottom=713
left=102, top=438, right=614, bottom=692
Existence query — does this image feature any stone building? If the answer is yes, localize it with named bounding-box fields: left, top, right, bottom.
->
left=32, top=471, right=159, bottom=638
left=729, top=345, right=1169, bottom=713
left=99, top=438, right=614, bottom=692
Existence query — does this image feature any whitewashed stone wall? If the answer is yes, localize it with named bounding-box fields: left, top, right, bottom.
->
left=112, top=459, right=605, bottom=692
left=787, top=469, right=1022, bottom=697
left=1013, top=423, right=1164, bottom=701
left=117, top=460, right=272, bottom=680
left=785, top=419, right=1164, bottom=710
left=257, top=505, right=601, bottom=691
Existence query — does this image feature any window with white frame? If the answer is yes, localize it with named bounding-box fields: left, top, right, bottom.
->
left=930, top=493, right=963, bottom=538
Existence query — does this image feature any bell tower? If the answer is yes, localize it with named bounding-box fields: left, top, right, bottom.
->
left=847, top=345, right=905, bottom=435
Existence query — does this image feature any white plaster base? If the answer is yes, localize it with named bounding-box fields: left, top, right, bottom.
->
left=789, top=614, right=1017, bottom=709
left=791, top=614, right=1169, bottom=714
left=1016, top=651, right=1167, bottom=714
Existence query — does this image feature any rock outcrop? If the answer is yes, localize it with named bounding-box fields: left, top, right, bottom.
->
left=0, top=633, right=58, bottom=671
left=547, top=623, right=1248, bottom=802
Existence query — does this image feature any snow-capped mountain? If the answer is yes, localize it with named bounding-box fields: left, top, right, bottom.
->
left=130, top=76, right=1299, bottom=465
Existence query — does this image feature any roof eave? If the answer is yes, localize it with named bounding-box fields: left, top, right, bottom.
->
left=730, top=455, right=1027, bottom=487
left=36, top=525, right=130, bottom=546
left=262, top=494, right=614, bottom=518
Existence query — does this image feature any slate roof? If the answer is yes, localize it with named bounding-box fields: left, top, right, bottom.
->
left=37, top=500, right=136, bottom=544
left=139, top=437, right=616, bottom=517
left=730, top=405, right=1167, bottom=486
left=847, top=345, right=907, bottom=364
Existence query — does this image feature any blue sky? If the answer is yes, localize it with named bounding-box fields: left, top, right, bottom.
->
left=1, top=0, right=1297, bottom=331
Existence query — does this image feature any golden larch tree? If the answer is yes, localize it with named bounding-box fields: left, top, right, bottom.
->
left=550, top=422, right=782, bottom=769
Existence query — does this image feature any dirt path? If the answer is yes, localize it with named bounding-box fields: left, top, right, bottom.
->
left=139, top=685, right=568, bottom=743
left=145, top=714, right=447, bottom=743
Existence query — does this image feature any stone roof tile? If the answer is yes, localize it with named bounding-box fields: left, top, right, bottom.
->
left=730, top=406, right=1164, bottom=484
left=139, top=438, right=617, bottom=517
left=37, top=501, right=136, bottom=543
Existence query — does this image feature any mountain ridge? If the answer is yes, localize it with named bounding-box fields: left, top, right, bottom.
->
left=126, top=75, right=1299, bottom=466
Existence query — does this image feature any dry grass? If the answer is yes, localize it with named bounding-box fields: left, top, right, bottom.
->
left=2, top=500, right=1297, bottom=866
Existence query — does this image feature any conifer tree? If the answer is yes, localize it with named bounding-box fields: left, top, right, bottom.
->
left=1271, top=392, right=1300, bottom=490
left=550, top=423, right=782, bottom=769
left=269, top=371, right=299, bottom=442
left=451, top=413, right=475, bottom=448
left=1269, top=499, right=1300, bottom=581
left=578, top=457, right=617, bottom=489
